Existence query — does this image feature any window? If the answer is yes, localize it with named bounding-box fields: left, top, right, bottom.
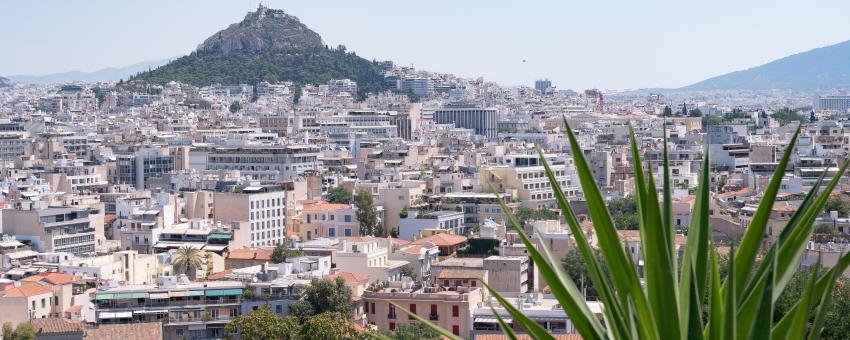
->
left=452, top=305, right=459, bottom=317
left=328, top=228, right=336, bottom=238
left=370, top=302, right=375, bottom=314
left=452, top=325, right=460, bottom=336
left=344, top=229, right=352, bottom=237
left=344, top=215, right=352, bottom=222
left=389, top=322, right=396, bottom=331
left=430, top=304, right=438, bottom=320
left=409, top=304, right=417, bottom=319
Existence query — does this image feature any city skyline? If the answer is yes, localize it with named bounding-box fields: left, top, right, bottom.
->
left=3, top=0, right=850, bottom=90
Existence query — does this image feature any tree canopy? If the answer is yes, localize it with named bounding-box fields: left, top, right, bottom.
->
left=355, top=189, right=381, bottom=236
left=327, top=186, right=352, bottom=204
left=824, top=195, right=850, bottom=217
left=271, top=243, right=304, bottom=264
left=514, top=207, right=559, bottom=226
left=608, top=196, right=639, bottom=230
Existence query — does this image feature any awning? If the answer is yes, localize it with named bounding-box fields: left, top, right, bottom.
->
left=7, top=250, right=39, bottom=259
left=99, top=312, right=132, bottom=319
left=133, top=310, right=167, bottom=314
left=474, top=317, right=512, bottom=323
left=113, top=293, right=136, bottom=299
left=189, top=290, right=205, bottom=296
left=169, top=290, right=189, bottom=297
left=95, top=293, right=114, bottom=300
left=130, top=292, right=148, bottom=298
left=205, top=288, right=242, bottom=296
left=203, top=244, right=228, bottom=252
left=149, top=292, right=169, bottom=299
left=208, top=233, right=232, bottom=240
left=188, top=324, right=207, bottom=331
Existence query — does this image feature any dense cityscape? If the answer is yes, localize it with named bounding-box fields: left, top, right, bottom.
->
left=2, top=4, right=850, bottom=340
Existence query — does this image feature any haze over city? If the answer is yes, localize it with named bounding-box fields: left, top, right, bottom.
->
left=4, top=0, right=850, bottom=89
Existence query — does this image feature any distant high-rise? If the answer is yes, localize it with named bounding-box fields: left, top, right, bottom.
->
left=813, top=95, right=850, bottom=112
left=434, top=103, right=498, bottom=138
left=535, top=79, right=553, bottom=93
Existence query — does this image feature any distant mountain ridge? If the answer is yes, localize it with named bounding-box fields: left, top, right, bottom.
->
left=681, top=40, right=850, bottom=91
left=0, top=76, right=10, bottom=87
left=7, top=59, right=173, bottom=85
left=133, top=5, right=391, bottom=98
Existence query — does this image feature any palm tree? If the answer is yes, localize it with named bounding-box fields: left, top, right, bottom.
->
left=173, top=245, right=204, bottom=279
left=399, top=121, right=850, bottom=340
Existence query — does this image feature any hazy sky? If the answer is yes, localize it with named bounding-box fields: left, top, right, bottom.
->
left=3, top=0, right=850, bottom=90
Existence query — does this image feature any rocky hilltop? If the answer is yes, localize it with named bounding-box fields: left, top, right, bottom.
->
left=196, top=6, right=324, bottom=53
left=0, top=76, right=11, bottom=87
left=132, top=5, right=391, bottom=98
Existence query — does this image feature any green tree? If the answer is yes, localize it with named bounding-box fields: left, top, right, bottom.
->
left=514, top=207, right=559, bottom=226
left=229, top=100, right=242, bottom=113
left=2, top=323, right=35, bottom=340
left=173, top=245, right=204, bottom=278
left=773, top=107, right=806, bottom=125
left=224, top=305, right=300, bottom=340
left=399, top=206, right=409, bottom=218
left=688, top=108, right=703, bottom=117
left=703, top=114, right=724, bottom=126
left=386, top=323, right=442, bottom=340
left=271, top=244, right=304, bottom=264
left=662, top=105, right=673, bottom=117
left=814, top=223, right=840, bottom=235
left=399, top=264, right=418, bottom=281
left=288, top=300, right=315, bottom=324
left=355, top=189, right=381, bottom=236
left=608, top=196, right=639, bottom=230
left=300, top=312, right=362, bottom=340
left=327, top=186, right=352, bottom=204
left=824, top=195, right=850, bottom=217
left=562, top=249, right=609, bottom=299
left=302, top=277, right=354, bottom=318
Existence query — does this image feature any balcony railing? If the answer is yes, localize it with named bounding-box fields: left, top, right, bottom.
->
left=96, top=298, right=240, bottom=310
left=429, top=313, right=439, bottom=321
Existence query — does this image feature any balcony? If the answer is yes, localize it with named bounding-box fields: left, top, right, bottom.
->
left=429, top=313, right=439, bottom=321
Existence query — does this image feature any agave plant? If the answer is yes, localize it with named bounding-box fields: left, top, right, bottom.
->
left=394, top=119, right=850, bottom=340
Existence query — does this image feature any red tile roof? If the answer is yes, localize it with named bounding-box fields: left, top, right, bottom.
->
left=32, top=318, right=84, bottom=335
left=227, top=248, right=272, bottom=261
left=2, top=284, right=53, bottom=297
left=327, top=271, right=370, bottom=284
left=414, top=233, right=468, bottom=247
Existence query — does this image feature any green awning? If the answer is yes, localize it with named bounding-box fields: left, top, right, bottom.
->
left=189, top=290, right=205, bottom=296
left=113, top=293, right=135, bottom=299
left=208, top=233, right=232, bottom=240
left=95, top=293, right=114, bottom=300
left=205, top=288, right=242, bottom=296
left=131, top=292, right=149, bottom=298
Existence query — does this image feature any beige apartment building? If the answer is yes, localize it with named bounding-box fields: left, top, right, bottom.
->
left=214, top=185, right=286, bottom=247
left=363, top=286, right=484, bottom=338
left=0, top=273, right=80, bottom=326
left=290, top=201, right=358, bottom=241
